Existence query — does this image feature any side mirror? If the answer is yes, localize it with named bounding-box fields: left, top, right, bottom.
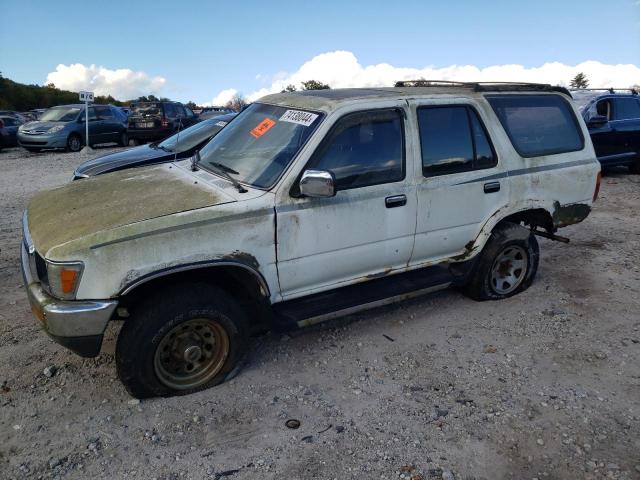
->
left=299, top=170, right=336, bottom=198
left=587, top=115, right=608, bottom=127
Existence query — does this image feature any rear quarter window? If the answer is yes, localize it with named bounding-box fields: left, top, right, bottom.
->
left=487, top=94, right=584, bottom=157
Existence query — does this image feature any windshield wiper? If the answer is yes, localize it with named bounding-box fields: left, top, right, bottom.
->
left=207, top=162, right=247, bottom=193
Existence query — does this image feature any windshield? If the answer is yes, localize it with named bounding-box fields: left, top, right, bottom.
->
left=198, top=103, right=323, bottom=189
left=130, top=103, right=162, bottom=116
left=40, top=107, right=81, bottom=122
left=158, top=118, right=230, bottom=153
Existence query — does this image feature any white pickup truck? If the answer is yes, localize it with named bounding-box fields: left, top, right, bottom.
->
left=22, top=82, right=601, bottom=398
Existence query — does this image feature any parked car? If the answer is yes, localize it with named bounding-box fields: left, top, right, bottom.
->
left=571, top=88, right=640, bottom=172
left=199, top=106, right=235, bottom=120
left=127, top=101, right=199, bottom=143
left=22, top=82, right=600, bottom=398
left=17, top=104, right=128, bottom=152
left=73, top=113, right=236, bottom=179
left=0, top=110, right=30, bottom=124
left=0, top=114, right=23, bottom=150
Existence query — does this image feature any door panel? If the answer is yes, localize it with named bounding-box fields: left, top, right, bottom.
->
left=275, top=105, right=417, bottom=299
left=409, top=101, right=510, bottom=266
left=276, top=182, right=417, bottom=298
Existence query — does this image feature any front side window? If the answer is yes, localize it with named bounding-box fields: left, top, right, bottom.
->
left=418, top=105, right=496, bottom=176
left=487, top=94, right=584, bottom=157
left=308, top=109, right=404, bottom=190
left=198, top=103, right=323, bottom=189
left=613, top=98, right=640, bottom=120
left=78, top=107, right=97, bottom=121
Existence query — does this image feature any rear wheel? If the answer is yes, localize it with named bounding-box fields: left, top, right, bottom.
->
left=464, top=222, right=539, bottom=301
left=116, top=283, right=249, bottom=398
left=67, top=133, right=82, bottom=152
left=118, top=131, right=129, bottom=147
left=630, top=159, right=640, bottom=174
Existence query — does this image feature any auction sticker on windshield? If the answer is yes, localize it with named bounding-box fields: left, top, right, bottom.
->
left=279, top=109, right=319, bottom=127
left=215, top=121, right=228, bottom=127
left=251, top=118, right=276, bottom=138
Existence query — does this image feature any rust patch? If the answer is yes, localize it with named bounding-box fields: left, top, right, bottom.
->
left=225, top=251, right=260, bottom=270
left=552, top=201, right=591, bottom=228
left=366, top=267, right=393, bottom=280
left=449, top=240, right=479, bottom=262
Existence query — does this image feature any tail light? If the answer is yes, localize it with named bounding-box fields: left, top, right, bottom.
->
left=161, top=117, right=169, bottom=128
left=593, top=171, right=601, bottom=202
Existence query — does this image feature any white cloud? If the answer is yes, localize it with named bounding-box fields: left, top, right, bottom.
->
left=211, top=51, right=640, bottom=103
left=203, top=88, right=238, bottom=107
left=45, top=63, right=166, bottom=99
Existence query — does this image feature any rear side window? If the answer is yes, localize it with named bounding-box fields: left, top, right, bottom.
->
left=487, top=95, right=584, bottom=157
left=418, top=105, right=497, bottom=177
left=309, top=109, right=404, bottom=190
left=613, top=98, right=640, bottom=120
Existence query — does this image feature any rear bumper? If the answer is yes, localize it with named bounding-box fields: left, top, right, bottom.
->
left=127, top=126, right=173, bottom=141
left=21, top=240, right=117, bottom=357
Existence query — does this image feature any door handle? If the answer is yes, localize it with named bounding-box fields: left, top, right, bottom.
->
left=385, top=194, right=407, bottom=208
left=484, top=181, right=500, bottom=194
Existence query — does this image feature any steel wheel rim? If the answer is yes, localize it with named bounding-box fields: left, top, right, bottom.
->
left=490, top=245, right=528, bottom=295
left=154, top=318, right=230, bottom=390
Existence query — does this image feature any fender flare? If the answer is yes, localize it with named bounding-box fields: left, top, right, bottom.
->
left=118, top=259, right=271, bottom=298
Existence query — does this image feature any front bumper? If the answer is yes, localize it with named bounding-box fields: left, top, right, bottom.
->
left=21, top=240, right=117, bottom=357
left=18, top=131, right=67, bottom=149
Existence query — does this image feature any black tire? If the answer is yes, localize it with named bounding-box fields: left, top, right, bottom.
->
left=67, top=133, right=82, bottom=152
left=464, top=222, right=539, bottom=301
left=118, top=131, right=129, bottom=147
left=630, top=159, right=640, bottom=174
left=116, top=283, right=249, bottom=399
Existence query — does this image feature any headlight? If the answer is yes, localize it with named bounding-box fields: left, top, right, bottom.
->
left=46, top=260, right=84, bottom=300
left=47, top=125, right=65, bottom=134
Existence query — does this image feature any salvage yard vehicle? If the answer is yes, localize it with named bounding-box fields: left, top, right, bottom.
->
left=571, top=88, right=640, bottom=172
left=22, top=82, right=601, bottom=398
left=127, top=101, right=199, bottom=144
left=73, top=113, right=236, bottom=179
left=17, top=104, right=128, bottom=152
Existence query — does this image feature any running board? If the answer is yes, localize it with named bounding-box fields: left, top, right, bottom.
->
left=272, top=264, right=458, bottom=330
left=296, top=283, right=450, bottom=328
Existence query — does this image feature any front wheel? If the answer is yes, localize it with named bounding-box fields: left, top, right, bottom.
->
left=67, top=134, right=82, bottom=152
left=630, top=159, right=640, bottom=174
left=464, top=222, right=539, bottom=301
left=118, top=131, right=129, bottom=147
left=116, top=283, right=249, bottom=398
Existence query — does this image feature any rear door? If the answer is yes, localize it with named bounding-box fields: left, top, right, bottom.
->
left=611, top=97, right=640, bottom=161
left=95, top=106, right=119, bottom=143
left=408, top=100, right=509, bottom=265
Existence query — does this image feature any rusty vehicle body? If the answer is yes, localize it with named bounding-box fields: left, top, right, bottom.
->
left=22, top=82, right=601, bottom=397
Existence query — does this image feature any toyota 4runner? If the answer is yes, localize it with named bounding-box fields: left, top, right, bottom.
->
left=22, top=82, right=601, bottom=398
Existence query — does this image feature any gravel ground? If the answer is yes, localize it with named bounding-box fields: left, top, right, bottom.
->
left=1, top=146, right=639, bottom=480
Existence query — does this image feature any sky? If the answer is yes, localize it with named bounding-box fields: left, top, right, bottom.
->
left=1, top=0, right=639, bottom=105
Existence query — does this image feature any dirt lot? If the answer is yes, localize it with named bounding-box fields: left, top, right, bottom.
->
left=0, top=146, right=638, bottom=480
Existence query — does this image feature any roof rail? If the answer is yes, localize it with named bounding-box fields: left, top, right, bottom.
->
left=394, top=80, right=571, bottom=96
left=569, top=87, right=638, bottom=95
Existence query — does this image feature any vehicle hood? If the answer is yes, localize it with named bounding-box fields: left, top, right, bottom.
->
left=27, top=163, right=235, bottom=257
left=20, top=120, right=69, bottom=132
left=74, top=144, right=171, bottom=177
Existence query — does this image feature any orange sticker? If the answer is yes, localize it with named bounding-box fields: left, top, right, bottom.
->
left=250, top=118, right=276, bottom=138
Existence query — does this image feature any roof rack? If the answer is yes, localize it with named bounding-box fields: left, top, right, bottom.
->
left=569, top=87, right=638, bottom=95
left=394, top=80, right=572, bottom=96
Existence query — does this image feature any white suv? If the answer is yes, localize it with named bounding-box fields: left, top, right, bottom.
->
left=22, top=82, right=601, bottom=398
